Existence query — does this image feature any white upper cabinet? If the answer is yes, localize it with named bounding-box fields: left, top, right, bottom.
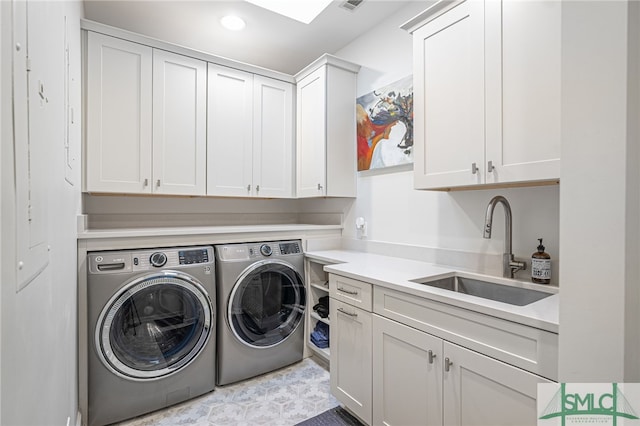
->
left=207, top=64, right=294, bottom=198
left=252, top=75, right=294, bottom=198
left=85, top=23, right=353, bottom=199
left=485, top=0, right=561, bottom=184
left=85, top=32, right=206, bottom=195
left=296, top=67, right=327, bottom=197
left=405, top=0, right=561, bottom=190
left=207, top=64, right=254, bottom=197
left=152, top=50, right=207, bottom=196
left=296, top=55, right=360, bottom=198
left=86, top=32, right=153, bottom=193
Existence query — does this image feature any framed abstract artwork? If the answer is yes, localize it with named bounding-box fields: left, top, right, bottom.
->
left=356, top=75, right=413, bottom=171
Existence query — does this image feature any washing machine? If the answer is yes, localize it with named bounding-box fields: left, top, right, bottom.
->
left=86, top=246, right=216, bottom=426
left=215, top=240, right=306, bottom=385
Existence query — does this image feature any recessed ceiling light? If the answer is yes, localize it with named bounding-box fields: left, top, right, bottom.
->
left=221, top=15, right=246, bottom=31
left=245, top=0, right=332, bottom=24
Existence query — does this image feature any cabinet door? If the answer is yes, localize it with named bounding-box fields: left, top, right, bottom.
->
left=485, top=0, right=561, bottom=184
left=330, top=299, right=372, bottom=425
left=86, top=32, right=152, bottom=193
left=152, top=50, right=206, bottom=195
left=372, top=315, right=443, bottom=426
left=413, top=0, right=485, bottom=189
left=207, top=64, right=254, bottom=196
left=253, top=76, right=294, bottom=198
left=443, top=341, right=551, bottom=426
left=296, top=67, right=327, bottom=197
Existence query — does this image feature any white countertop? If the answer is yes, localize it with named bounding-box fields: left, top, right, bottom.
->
left=305, top=249, right=559, bottom=334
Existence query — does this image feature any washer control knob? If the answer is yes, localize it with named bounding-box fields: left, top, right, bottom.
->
left=149, top=252, right=167, bottom=267
left=260, top=244, right=273, bottom=257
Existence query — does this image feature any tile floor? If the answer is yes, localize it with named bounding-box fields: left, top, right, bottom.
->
left=116, top=357, right=340, bottom=426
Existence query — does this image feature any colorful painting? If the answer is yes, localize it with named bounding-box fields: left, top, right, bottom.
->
left=357, top=75, right=413, bottom=171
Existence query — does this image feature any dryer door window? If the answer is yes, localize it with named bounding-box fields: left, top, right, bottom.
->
left=228, top=260, right=305, bottom=348
left=96, top=271, right=213, bottom=380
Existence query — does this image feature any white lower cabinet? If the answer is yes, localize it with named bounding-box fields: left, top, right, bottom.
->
left=373, top=314, right=442, bottom=425
left=330, top=288, right=372, bottom=425
left=372, top=314, right=442, bottom=426
left=443, top=341, right=551, bottom=426
left=372, top=314, right=551, bottom=426
left=328, top=274, right=557, bottom=426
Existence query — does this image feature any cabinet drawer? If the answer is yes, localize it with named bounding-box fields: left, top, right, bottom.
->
left=329, top=274, right=372, bottom=312
left=374, top=286, right=558, bottom=380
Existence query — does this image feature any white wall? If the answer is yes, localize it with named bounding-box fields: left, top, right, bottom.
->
left=1, top=1, right=83, bottom=424
left=333, top=2, right=561, bottom=282
left=559, top=0, right=640, bottom=382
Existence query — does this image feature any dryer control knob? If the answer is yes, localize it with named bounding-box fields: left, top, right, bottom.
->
left=150, top=252, right=167, bottom=267
left=260, top=244, right=273, bottom=256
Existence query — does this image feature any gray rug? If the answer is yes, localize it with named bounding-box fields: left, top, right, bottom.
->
left=296, top=407, right=365, bottom=426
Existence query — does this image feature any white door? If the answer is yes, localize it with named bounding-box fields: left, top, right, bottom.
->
left=152, top=50, right=206, bottom=195
left=330, top=299, right=372, bottom=425
left=372, top=315, right=443, bottom=426
left=252, top=76, right=294, bottom=198
left=207, top=64, right=254, bottom=197
left=86, top=32, right=152, bottom=193
left=296, top=67, right=326, bottom=197
left=443, top=341, right=551, bottom=426
left=484, top=0, right=561, bottom=184
left=13, top=0, right=50, bottom=290
left=413, top=0, right=485, bottom=189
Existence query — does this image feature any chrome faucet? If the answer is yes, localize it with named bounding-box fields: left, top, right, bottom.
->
left=483, top=196, right=526, bottom=278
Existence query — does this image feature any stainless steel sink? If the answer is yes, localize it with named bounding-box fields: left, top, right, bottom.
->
left=411, top=276, right=553, bottom=306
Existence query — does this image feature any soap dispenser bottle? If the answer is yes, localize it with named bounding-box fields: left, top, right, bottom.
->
left=531, top=238, right=551, bottom=284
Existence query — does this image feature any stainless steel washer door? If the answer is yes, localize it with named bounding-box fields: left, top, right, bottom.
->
left=228, top=260, right=305, bottom=348
left=95, top=270, right=213, bottom=380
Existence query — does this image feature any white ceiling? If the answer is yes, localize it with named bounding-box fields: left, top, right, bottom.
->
left=83, top=0, right=416, bottom=75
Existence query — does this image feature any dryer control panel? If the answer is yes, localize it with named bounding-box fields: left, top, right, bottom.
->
left=215, top=240, right=302, bottom=261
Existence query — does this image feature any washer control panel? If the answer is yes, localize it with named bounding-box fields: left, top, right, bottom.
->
left=88, top=246, right=213, bottom=274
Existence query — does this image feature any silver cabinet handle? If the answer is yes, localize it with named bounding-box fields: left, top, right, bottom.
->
left=471, top=163, right=479, bottom=175
left=156, top=179, right=161, bottom=187
left=445, top=357, right=453, bottom=372
left=143, top=178, right=149, bottom=187
left=256, top=185, right=260, bottom=192
left=247, top=184, right=251, bottom=191
left=487, top=160, right=495, bottom=172
left=428, top=350, right=436, bottom=364
left=317, top=183, right=323, bottom=190
left=337, top=287, right=358, bottom=295
left=337, top=308, right=357, bottom=318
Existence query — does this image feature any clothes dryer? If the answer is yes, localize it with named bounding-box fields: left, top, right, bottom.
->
left=86, top=246, right=216, bottom=426
left=215, top=240, right=306, bottom=385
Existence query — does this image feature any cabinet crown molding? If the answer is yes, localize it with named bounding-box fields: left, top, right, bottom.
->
left=294, top=53, right=361, bottom=82
left=81, top=19, right=295, bottom=84
left=400, top=0, right=465, bottom=33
